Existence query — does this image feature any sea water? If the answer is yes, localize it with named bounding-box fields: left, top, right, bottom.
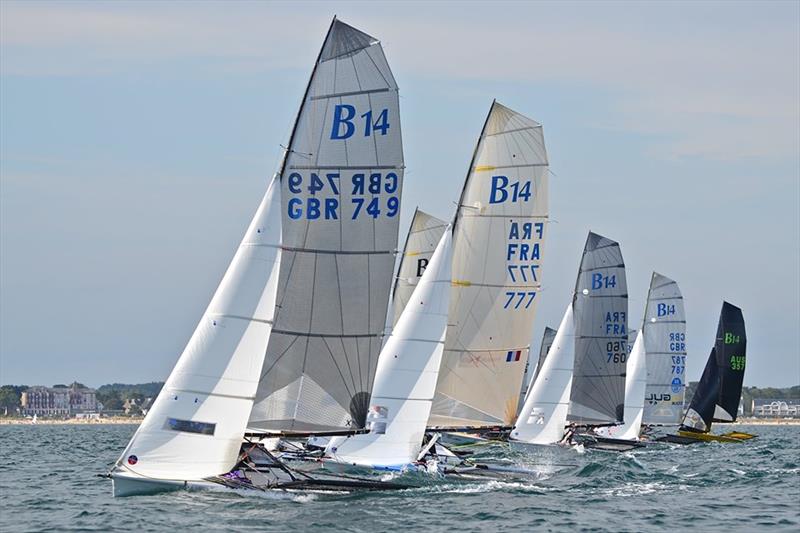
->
left=0, top=424, right=797, bottom=532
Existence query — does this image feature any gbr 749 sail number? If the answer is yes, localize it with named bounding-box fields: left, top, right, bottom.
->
left=286, top=172, right=399, bottom=220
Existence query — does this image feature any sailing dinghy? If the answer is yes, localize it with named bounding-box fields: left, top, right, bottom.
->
left=659, top=302, right=755, bottom=444
left=111, top=16, right=410, bottom=495
left=511, top=231, right=627, bottom=448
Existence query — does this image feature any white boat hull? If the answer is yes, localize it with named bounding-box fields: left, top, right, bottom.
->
left=111, top=472, right=216, bottom=497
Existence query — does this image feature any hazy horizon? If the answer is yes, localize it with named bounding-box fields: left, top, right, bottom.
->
left=1, top=1, right=798, bottom=389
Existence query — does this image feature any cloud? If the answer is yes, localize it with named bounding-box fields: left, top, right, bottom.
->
left=1, top=1, right=798, bottom=160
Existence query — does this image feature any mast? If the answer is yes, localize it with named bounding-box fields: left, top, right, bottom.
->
left=429, top=101, right=549, bottom=428
left=519, top=326, right=557, bottom=412
left=248, top=18, right=405, bottom=433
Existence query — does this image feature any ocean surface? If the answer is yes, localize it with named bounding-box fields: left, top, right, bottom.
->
left=0, top=424, right=797, bottom=532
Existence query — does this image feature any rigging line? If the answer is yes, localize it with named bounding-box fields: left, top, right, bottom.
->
left=364, top=43, right=392, bottom=89
left=288, top=165, right=402, bottom=170
left=279, top=144, right=314, bottom=158
left=321, top=335, right=356, bottom=402
left=258, top=329, right=301, bottom=382
left=313, top=96, right=331, bottom=167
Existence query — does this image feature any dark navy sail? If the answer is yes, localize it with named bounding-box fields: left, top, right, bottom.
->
left=681, top=301, right=746, bottom=432
left=713, top=302, right=747, bottom=422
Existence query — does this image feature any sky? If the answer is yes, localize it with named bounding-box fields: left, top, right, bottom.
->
left=1, top=0, right=798, bottom=389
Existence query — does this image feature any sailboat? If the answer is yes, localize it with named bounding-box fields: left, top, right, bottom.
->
left=660, top=302, right=755, bottom=444
left=428, top=101, right=549, bottom=435
left=511, top=232, right=626, bottom=447
left=582, top=272, right=684, bottom=450
left=110, top=17, right=407, bottom=496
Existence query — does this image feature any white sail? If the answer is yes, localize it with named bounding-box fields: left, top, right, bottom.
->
left=430, top=101, right=549, bottom=427
left=594, top=331, right=647, bottom=441
left=510, top=304, right=575, bottom=444
left=113, top=177, right=282, bottom=489
left=642, top=272, right=687, bottom=425
left=519, top=326, right=557, bottom=412
left=249, top=18, right=404, bottom=432
left=326, top=229, right=453, bottom=467
left=391, top=209, right=447, bottom=326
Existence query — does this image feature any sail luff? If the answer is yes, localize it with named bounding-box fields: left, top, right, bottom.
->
left=519, top=326, right=557, bottom=412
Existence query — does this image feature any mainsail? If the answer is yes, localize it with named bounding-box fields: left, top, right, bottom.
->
left=114, top=178, right=282, bottom=486
left=642, top=273, right=687, bottom=425
left=391, top=209, right=447, bottom=326
left=682, top=302, right=746, bottom=432
left=249, top=18, right=404, bottom=432
left=511, top=305, right=575, bottom=444
left=429, top=101, right=549, bottom=427
left=568, top=232, right=628, bottom=426
left=519, top=326, right=557, bottom=412
left=327, top=229, right=452, bottom=467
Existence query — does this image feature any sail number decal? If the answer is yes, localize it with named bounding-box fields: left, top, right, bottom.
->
left=504, top=221, right=544, bottom=310
left=330, top=105, right=390, bottom=140
left=730, top=355, right=746, bottom=371
left=490, top=176, right=532, bottom=204
left=606, top=340, right=626, bottom=363
left=286, top=172, right=399, bottom=220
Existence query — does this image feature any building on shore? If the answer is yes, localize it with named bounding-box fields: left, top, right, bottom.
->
left=751, top=398, right=800, bottom=418
left=21, top=383, right=98, bottom=417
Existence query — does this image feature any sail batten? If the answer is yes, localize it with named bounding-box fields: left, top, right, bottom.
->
left=249, top=18, right=404, bottom=432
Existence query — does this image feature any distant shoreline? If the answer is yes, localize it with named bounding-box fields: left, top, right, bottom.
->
left=0, top=416, right=798, bottom=426
left=0, top=416, right=143, bottom=425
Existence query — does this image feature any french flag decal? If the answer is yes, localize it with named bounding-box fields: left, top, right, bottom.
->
left=506, top=350, right=522, bottom=362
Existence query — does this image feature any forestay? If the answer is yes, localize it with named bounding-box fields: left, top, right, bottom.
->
left=391, top=209, right=447, bottom=326
left=249, top=19, right=404, bottom=432
left=568, top=232, right=628, bottom=426
left=430, top=101, right=549, bottom=427
left=511, top=305, right=576, bottom=444
left=642, top=273, right=687, bottom=425
left=327, top=229, right=453, bottom=467
left=115, top=178, right=282, bottom=481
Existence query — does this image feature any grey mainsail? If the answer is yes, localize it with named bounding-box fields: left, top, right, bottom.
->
left=391, top=209, right=447, bottom=326
left=567, top=232, right=628, bottom=426
left=429, top=101, right=549, bottom=427
left=248, top=18, right=404, bottom=432
left=642, top=273, right=687, bottom=425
